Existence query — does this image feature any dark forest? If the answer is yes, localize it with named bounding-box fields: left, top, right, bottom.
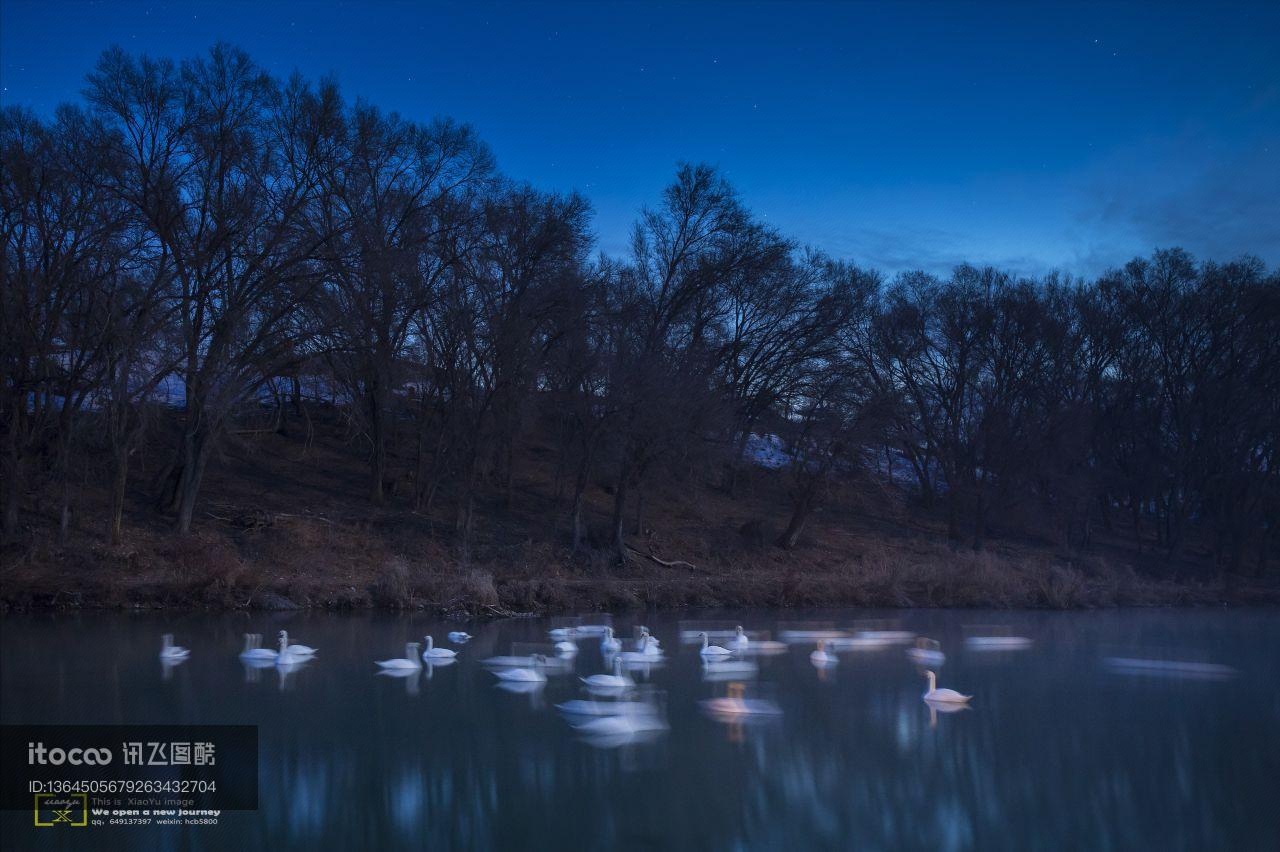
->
left=3, top=46, right=1277, bottom=609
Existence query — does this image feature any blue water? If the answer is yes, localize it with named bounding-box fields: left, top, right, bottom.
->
left=2, top=608, right=1277, bottom=850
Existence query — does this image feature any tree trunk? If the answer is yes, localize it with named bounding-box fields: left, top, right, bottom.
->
left=972, top=489, right=987, bottom=551
left=777, top=483, right=816, bottom=549
left=3, top=409, right=22, bottom=539
left=946, top=488, right=961, bottom=544
left=569, top=447, right=592, bottom=552
left=174, top=430, right=211, bottom=534
left=634, top=482, right=645, bottom=536
left=109, top=447, right=129, bottom=545
left=611, top=458, right=631, bottom=563
left=2, top=456, right=20, bottom=540
left=369, top=380, right=387, bottom=506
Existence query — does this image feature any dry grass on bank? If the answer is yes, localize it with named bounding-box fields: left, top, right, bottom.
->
left=1, top=409, right=1275, bottom=613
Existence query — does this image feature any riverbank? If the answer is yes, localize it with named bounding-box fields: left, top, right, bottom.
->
left=3, top=518, right=1274, bottom=614
left=4, top=410, right=1276, bottom=615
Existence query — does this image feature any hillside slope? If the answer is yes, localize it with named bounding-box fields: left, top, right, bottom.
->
left=1, top=407, right=1274, bottom=612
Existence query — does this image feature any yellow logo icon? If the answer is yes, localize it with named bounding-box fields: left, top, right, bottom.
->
left=33, top=793, right=88, bottom=827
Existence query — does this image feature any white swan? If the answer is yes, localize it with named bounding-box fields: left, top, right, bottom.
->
left=965, top=635, right=1032, bottom=651
left=555, top=640, right=578, bottom=656
left=572, top=711, right=666, bottom=736
left=810, top=640, right=837, bottom=666
left=907, top=637, right=946, bottom=666
left=699, top=631, right=734, bottom=658
left=494, top=655, right=547, bottom=682
left=278, top=630, right=317, bottom=656
left=422, top=635, right=458, bottom=659
left=600, top=627, right=622, bottom=653
left=160, top=634, right=190, bottom=661
left=923, top=670, right=971, bottom=703
left=275, top=632, right=311, bottom=666
left=581, top=656, right=633, bottom=689
left=621, top=629, right=662, bottom=658
left=376, top=642, right=422, bottom=670
left=556, top=699, right=652, bottom=717
left=634, top=627, right=662, bottom=651
left=733, top=626, right=750, bottom=650
left=239, top=633, right=276, bottom=661
left=447, top=631, right=472, bottom=643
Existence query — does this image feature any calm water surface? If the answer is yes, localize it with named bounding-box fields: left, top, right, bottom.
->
left=2, top=608, right=1278, bottom=850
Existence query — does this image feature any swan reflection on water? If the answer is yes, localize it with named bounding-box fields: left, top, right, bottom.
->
left=376, top=667, right=422, bottom=695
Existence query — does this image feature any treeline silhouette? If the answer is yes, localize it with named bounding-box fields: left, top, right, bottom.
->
left=3, top=45, right=1277, bottom=577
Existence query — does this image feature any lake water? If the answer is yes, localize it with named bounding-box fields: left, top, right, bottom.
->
left=2, top=608, right=1277, bottom=850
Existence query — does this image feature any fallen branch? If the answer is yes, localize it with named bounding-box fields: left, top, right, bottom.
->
left=626, top=545, right=705, bottom=573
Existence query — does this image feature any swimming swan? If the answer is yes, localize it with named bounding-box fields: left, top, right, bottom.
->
left=907, top=637, right=946, bottom=666
left=239, top=633, right=276, bottom=661
left=600, top=627, right=622, bottom=653
left=494, top=655, right=547, bottom=682
left=810, top=640, right=838, bottom=666
left=275, top=632, right=315, bottom=667
left=923, top=670, right=971, bottom=703
left=422, top=635, right=458, bottom=659
left=447, top=631, right=472, bottom=643
left=581, top=656, right=633, bottom=689
left=376, top=642, right=422, bottom=670
left=733, top=626, right=750, bottom=649
left=278, top=630, right=317, bottom=656
left=699, top=631, right=734, bottom=658
left=160, top=634, right=191, bottom=661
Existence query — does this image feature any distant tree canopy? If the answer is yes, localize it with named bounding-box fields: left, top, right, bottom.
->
left=2, top=45, right=1277, bottom=576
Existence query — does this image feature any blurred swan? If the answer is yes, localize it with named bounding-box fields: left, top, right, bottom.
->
left=923, top=670, right=971, bottom=703
left=699, top=632, right=734, bottom=658
left=600, top=627, right=622, bottom=653
left=548, top=627, right=577, bottom=640
left=277, top=630, right=317, bottom=656
left=556, top=640, right=578, bottom=657
left=733, top=626, right=750, bottom=650
left=376, top=642, right=422, bottom=670
left=422, top=635, right=458, bottom=659
left=617, top=629, right=662, bottom=661
left=965, top=635, right=1031, bottom=651
left=907, top=637, right=946, bottom=666
left=701, top=683, right=782, bottom=717
left=160, top=634, right=190, bottom=661
left=810, top=640, right=837, bottom=666
left=702, top=659, right=759, bottom=681
left=447, top=631, right=472, bottom=643
left=481, top=654, right=539, bottom=667
left=741, top=639, right=789, bottom=655
left=557, top=699, right=652, bottom=717
left=238, top=634, right=275, bottom=662
left=856, top=629, right=916, bottom=644
left=494, top=655, right=548, bottom=682
left=581, top=656, right=633, bottom=689
left=572, top=711, right=667, bottom=736
left=636, top=627, right=662, bottom=650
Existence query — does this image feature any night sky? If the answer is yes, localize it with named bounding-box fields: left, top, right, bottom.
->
left=2, top=0, right=1277, bottom=277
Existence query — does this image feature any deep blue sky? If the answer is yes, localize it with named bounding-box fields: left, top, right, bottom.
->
left=3, top=1, right=1277, bottom=277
